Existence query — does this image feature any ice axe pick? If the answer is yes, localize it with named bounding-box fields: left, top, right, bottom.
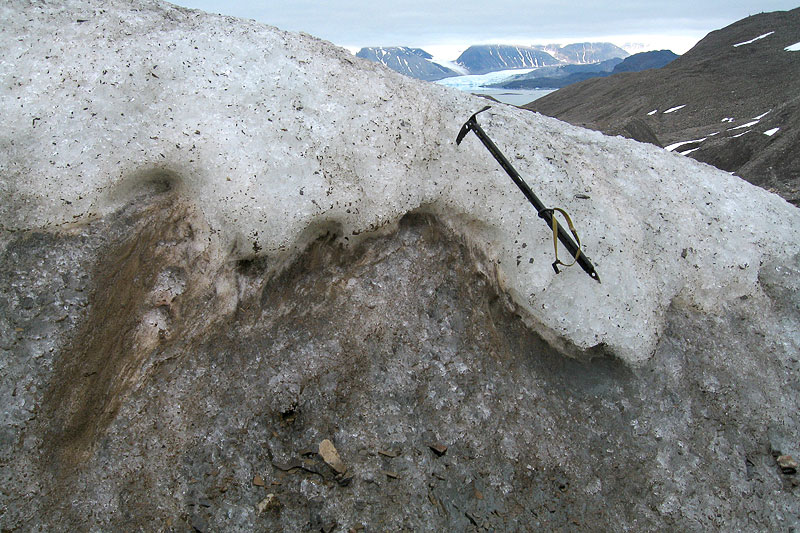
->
left=456, top=106, right=600, bottom=283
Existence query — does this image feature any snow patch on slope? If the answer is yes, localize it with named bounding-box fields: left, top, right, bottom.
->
left=733, top=31, right=775, bottom=47
left=665, top=138, right=707, bottom=152
left=3, top=0, right=800, bottom=366
left=729, top=120, right=760, bottom=131
left=663, top=105, right=686, bottom=114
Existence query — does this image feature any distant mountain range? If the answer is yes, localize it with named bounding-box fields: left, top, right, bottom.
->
left=453, top=45, right=561, bottom=74
left=355, top=47, right=460, bottom=81
left=453, top=43, right=629, bottom=74
left=533, top=42, right=630, bottom=64
left=355, top=41, right=632, bottom=81
left=491, top=51, right=678, bottom=89
left=524, top=8, right=800, bottom=206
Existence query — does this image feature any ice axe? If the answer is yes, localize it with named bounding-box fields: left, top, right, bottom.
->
left=456, top=106, right=600, bottom=283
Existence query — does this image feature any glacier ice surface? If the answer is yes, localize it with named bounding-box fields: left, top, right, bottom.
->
left=2, top=0, right=800, bottom=365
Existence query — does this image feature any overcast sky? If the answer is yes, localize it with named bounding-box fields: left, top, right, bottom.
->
left=171, top=1, right=798, bottom=58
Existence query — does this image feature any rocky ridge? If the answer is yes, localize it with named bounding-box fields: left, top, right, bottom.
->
left=525, top=8, right=800, bottom=205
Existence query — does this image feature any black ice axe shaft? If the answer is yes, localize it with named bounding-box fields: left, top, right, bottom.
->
left=456, top=106, right=600, bottom=282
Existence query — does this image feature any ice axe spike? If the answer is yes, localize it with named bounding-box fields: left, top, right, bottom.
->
left=456, top=106, right=600, bottom=283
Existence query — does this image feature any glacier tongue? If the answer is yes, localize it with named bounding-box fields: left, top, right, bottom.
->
left=2, top=0, right=800, bottom=366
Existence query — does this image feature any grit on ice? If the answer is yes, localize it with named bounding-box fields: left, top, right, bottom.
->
left=3, top=0, right=800, bottom=366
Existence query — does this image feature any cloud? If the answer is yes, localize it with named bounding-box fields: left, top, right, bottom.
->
left=174, top=0, right=798, bottom=55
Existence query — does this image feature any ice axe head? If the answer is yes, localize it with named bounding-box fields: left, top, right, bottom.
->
left=456, top=105, right=492, bottom=145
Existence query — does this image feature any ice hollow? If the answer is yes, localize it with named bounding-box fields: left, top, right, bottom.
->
left=2, top=0, right=800, bottom=365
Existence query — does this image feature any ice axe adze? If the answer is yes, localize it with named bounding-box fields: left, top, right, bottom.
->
left=456, top=106, right=600, bottom=283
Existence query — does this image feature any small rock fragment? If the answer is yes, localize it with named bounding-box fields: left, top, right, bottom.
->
left=429, top=443, right=447, bottom=456
left=256, top=493, right=281, bottom=513
left=253, top=475, right=265, bottom=487
left=777, top=455, right=798, bottom=475
left=190, top=513, right=208, bottom=532
left=378, top=449, right=398, bottom=458
left=337, top=471, right=354, bottom=486
left=382, top=470, right=400, bottom=479
left=319, top=439, right=347, bottom=474
left=768, top=426, right=798, bottom=458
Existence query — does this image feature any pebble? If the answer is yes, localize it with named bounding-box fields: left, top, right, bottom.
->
left=190, top=513, right=207, bottom=532
left=429, top=443, right=447, bottom=456
left=256, top=493, right=281, bottom=513
left=777, top=455, right=798, bottom=475
left=319, top=439, right=347, bottom=474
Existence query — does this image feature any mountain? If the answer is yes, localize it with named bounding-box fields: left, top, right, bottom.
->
left=611, top=49, right=678, bottom=72
left=501, top=50, right=678, bottom=92
left=359, top=42, right=630, bottom=80
left=355, top=46, right=460, bottom=81
left=489, top=57, right=623, bottom=89
left=490, top=50, right=676, bottom=90
left=537, top=42, right=630, bottom=63
left=525, top=8, right=800, bottom=205
left=3, top=1, right=800, bottom=531
left=455, top=44, right=560, bottom=74
left=502, top=57, right=624, bottom=81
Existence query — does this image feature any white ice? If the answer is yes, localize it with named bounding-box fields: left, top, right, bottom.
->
left=733, top=31, right=775, bottom=47
left=752, top=111, right=771, bottom=120
left=763, top=127, right=780, bottom=136
left=664, top=138, right=707, bottom=152
left=728, top=120, right=760, bottom=131
left=647, top=109, right=658, bottom=116
left=663, top=105, right=686, bottom=114
left=435, top=69, right=536, bottom=90
left=3, top=0, right=800, bottom=366
left=786, top=42, right=800, bottom=51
